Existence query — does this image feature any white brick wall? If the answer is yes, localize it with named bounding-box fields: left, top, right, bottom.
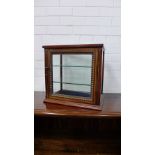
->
left=34, top=0, right=121, bottom=93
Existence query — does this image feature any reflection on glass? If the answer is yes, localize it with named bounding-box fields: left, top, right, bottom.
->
left=52, top=54, right=92, bottom=99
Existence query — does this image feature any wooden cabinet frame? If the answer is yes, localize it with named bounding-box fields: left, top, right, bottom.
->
left=43, top=44, right=104, bottom=110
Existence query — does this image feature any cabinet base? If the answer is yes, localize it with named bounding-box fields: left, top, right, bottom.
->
left=44, top=97, right=103, bottom=111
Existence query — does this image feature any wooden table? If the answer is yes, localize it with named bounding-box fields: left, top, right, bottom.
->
left=34, top=92, right=121, bottom=118
left=34, top=91, right=121, bottom=155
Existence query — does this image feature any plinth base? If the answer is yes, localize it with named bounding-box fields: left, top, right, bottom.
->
left=44, top=96, right=103, bottom=111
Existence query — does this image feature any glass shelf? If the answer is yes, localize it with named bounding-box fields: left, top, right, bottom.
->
left=53, top=81, right=91, bottom=86
left=54, top=90, right=91, bottom=98
left=53, top=65, right=92, bottom=68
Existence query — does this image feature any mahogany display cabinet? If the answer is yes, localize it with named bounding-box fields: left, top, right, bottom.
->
left=43, top=44, right=104, bottom=110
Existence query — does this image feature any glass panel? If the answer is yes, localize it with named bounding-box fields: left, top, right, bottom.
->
left=63, top=84, right=90, bottom=93
left=63, top=54, right=92, bottom=67
left=53, top=67, right=60, bottom=82
left=53, top=54, right=60, bottom=65
left=51, top=53, right=93, bottom=99
left=53, top=82, right=60, bottom=93
left=63, top=67, right=91, bottom=86
left=53, top=55, right=60, bottom=93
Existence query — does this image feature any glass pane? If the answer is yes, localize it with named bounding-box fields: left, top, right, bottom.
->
left=63, top=67, right=91, bottom=86
left=53, top=55, right=60, bottom=93
left=63, top=84, right=90, bottom=93
left=53, top=54, right=60, bottom=65
left=63, top=54, right=92, bottom=67
left=53, top=82, right=60, bottom=93
left=53, top=67, right=60, bottom=82
left=51, top=54, right=92, bottom=99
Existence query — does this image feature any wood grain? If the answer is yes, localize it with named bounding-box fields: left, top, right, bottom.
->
left=34, top=91, right=121, bottom=155
left=42, top=44, right=103, bottom=49
left=34, top=91, right=121, bottom=118
left=43, top=44, right=104, bottom=110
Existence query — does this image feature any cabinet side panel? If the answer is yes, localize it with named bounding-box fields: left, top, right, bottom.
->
left=94, top=47, right=103, bottom=105
left=44, top=49, right=51, bottom=98
left=101, top=48, right=105, bottom=93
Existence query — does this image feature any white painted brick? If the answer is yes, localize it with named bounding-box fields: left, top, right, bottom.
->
left=60, top=0, right=85, bottom=6
left=34, top=36, right=51, bottom=50
left=84, top=17, right=111, bottom=26
left=42, top=35, right=80, bottom=44
left=94, top=36, right=121, bottom=44
left=104, top=89, right=121, bottom=93
left=34, top=51, right=44, bottom=61
left=104, top=71, right=121, bottom=80
left=34, top=7, right=72, bottom=16
left=34, top=26, right=73, bottom=34
left=34, top=0, right=121, bottom=93
left=79, top=36, right=94, bottom=44
left=34, top=77, right=45, bottom=91
left=34, top=16, right=60, bottom=25
left=73, top=7, right=100, bottom=16
left=34, top=35, right=80, bottom=50
left=85, top=0, right=113, bottom=7
left=34, top=42, right=44, bottom=51
left=101, top=26, right=120, bottom=35
left=104, top=70, right=121, bottom=87
left=96, top=36, right=121, bottom=52
left=105, top=49, right=120, bottom=54
left=104, top=62, right=121, bottom=70
left=99, top=8, right=121, bottom=16
left=34, top=0, right=59, bottom=6
left=103, top=77, right=121, bottom=93
left=93, top=36, right=107, bottom=43
left=111, top=17, right=121, bottom=26
left=113, top=0, right=121, bottom=7
left=34, top=69, right=44, bottom=77
left=60, top=0, right=114, bottom=7
left=105, top=53, right=121, bottom=62
left=34, top=35, right=44, bottom=51
left=35, top=35, right=49, bottom=46
left=60, top=16, right=111, bottom=26
left=34, top=35, right=43, bottom=45
left=73, top=26, right=120, bottom=35
left=73, top=7, right=119, bottom=17
left=104, top=70, right=121, bottom=79
left=104, top=44, right=121, bottom=53
left=73, top=26, right=98, bottom=35
left=60, top=16, right=73, bottom=25
left=105, top=36, right=121, bottom=47
left=34, top=61, right=44, bottom=69
left=103, top=87, right=121, bottom=93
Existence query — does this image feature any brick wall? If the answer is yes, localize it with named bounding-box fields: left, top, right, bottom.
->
left=34, top=0, right=121, bottom=93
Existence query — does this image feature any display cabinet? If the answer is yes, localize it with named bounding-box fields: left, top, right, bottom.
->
left=43, top=44, right=104, bottom=110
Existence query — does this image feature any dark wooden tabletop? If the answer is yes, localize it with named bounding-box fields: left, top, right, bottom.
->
left=34, top=91, right=121, bottom=118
